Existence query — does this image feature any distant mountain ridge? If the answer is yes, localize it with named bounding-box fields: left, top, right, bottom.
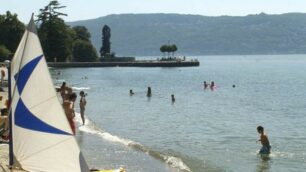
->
left=68, top=13, right=306, bottom=56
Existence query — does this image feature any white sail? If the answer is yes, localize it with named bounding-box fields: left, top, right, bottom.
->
left=10, top=16, right=89, bottom=172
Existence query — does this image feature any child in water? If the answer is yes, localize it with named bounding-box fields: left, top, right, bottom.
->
left=257, top=126, right=271, bottom=154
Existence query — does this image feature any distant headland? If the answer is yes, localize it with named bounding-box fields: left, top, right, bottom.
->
left=68, top=13, right=306, bottom=56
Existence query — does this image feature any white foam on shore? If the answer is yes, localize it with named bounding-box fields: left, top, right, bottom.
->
left=163, top=155, right=191, bottom=172
left=72, top=87, right=90, bottom=91
left=74, top=114, right=192, bottom=172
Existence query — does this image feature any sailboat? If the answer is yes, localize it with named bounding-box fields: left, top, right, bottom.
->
left=8, top=15, right=124, bottom=172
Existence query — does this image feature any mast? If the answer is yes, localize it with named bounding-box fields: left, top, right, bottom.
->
left=8, top=61, right=13, bottom=166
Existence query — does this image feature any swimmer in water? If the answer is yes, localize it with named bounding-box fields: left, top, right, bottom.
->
left=130, top=89, right=134, bottom=96
left=210, top=81, right=215, bottom=90
left=147, top=87, right=152, bottom=97
left=204, top=81, right=209, bottom=89
left=171, top=94, right=175, bottom=103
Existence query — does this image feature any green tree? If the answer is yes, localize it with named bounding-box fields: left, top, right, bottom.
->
left=170, top=44, right=177, bottom=57
left=36, top=0, right=73, bottom=62
left=160, top=45, right=167, bottom=57
left=72, top=26, right=98, bottom=62
left=73, top=40, right=98, bottom=62
left=100, top=25, right=111, bottom=57
left=72, top=26, right=90, bottom=41
left=0, top=45, right=11, bottom=61
left=159, top=44, right=178, bottom=58
left=0, top=11, right=25, bottom=54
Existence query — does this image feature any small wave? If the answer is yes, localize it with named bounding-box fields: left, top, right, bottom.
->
left=269, top=151, right=296, bottom=158
left=74, top=114, right=191, bottom=172
left=72, top=87, right=91, bottom=91
left=54, top=79, right=66, bottom=83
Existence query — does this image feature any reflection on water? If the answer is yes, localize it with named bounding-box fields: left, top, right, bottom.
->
left=256, top=155, right=271, bottom=172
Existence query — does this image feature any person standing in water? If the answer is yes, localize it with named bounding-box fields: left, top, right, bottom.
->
left=147, top=87, right=152, bottom=97
left=171, top=94, right=175, bottom=103
left=129, top=89, right=134, bottom=96
left=257, top=126, right=271, bottom=154
left=210, top=81, right=215, bottom=90
left=63, top=93, right=77, bottom=135
left=79, top=91, right=87, bottom=125
left=204, top=81, right=209, bottom=89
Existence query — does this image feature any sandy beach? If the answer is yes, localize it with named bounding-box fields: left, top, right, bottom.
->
left=0, top=144, right=9, bottom=172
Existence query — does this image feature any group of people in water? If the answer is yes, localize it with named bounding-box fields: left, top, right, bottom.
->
left=130, top=86, right=176, bottom=103
left=204, top=81, right=217, bottom=90
left=0, top=70, right=271, bottom=155
left=129, top=83, right=271, bottom=155
left=59, top=82, right=87, bottom=135
left=204, top=81, right=237, bottom=90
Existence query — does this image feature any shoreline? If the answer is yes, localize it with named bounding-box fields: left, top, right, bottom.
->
left=48, top=61, right=200, bottom=68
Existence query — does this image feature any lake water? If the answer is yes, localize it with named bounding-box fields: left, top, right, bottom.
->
left=51, top=55, right=306, bottom=172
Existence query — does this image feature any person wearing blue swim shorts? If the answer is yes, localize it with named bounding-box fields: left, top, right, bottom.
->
left=256, top=126, right=271, bottom=154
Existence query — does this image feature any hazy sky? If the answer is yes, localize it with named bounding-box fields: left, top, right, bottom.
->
left=1, top=0, right=306, bottom=23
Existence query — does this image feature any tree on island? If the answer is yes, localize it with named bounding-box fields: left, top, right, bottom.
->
left=72, top=26, right=98, bottom=62
left=36, top=0, right=74, bottom=62
left=100, top=25, right=112, bottom=58
left=159, top=44, right=178, bottom=58
left=0, top=11, right=25, bottom=61
left=170, top=44, right=177, bottom=57
left=160, top=45, right=167, bottom=58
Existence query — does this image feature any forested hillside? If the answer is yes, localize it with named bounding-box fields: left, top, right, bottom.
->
left=70, top=13, right=306, bottom=56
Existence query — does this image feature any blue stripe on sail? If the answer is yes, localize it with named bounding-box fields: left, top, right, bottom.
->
left=14, top=55, right=43, bottom=94
left=15, top=99, right=71, bottom=135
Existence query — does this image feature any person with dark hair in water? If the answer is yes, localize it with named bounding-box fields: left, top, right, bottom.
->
left=129, top=89, right=134, bottom=96
left=171, top=94, right=175, bottom=103
left=210, top=81, right=216, bottom=91
left=147, top=87, right=152, bottom=97
left=204, top=81, right=209, bottom=89
left=256, top=126, right=271, bottom=154
left=79, top=91, right=87, bottom=125
left=63, top=93, right=77, bottom=135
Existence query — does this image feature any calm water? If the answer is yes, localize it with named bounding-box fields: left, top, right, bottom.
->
left=51, top=55, right=306, bottom=172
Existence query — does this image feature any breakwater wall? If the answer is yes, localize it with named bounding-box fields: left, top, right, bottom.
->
left=48, top=61, right=199, bottom=68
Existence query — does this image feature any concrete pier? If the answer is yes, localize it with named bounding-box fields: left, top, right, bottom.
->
left=47, top=61, right=199, bottom=68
